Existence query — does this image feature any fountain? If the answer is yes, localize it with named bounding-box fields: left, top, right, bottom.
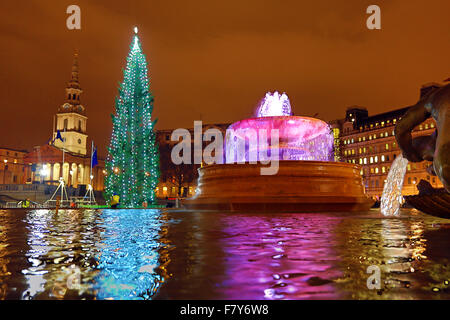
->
left=184, top=92, right=374, bottom=212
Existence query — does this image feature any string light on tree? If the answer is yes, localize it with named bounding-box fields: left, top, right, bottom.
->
left=105, top=27, right=160, bottom=208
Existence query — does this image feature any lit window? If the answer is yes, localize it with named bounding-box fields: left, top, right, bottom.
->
left=375, top=167, right=379, bottom=174
left=370, top=157, right=373, bottom=164
left=385, top=143, right=389, bottom=150
left=381, top=155, right=385, bottom=162
left=375, top=156, right=378, bottom=163
left=359, top=158, right=363, bottom=164
left=364, top=158, right=367, bottom=165
left=382, top=166, right=386, bottom=173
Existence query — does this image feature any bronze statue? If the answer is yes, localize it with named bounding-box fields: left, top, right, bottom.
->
left=395, top=83, right=450, bottom=192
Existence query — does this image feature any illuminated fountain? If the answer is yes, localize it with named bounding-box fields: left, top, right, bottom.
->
left=185, top=92, right=374, bottom=212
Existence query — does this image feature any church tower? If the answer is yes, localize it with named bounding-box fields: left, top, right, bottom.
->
left=53, top=51, right=88, bottom=155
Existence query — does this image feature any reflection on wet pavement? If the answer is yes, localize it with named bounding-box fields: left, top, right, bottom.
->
left=0, top=208, right=449, bottom=299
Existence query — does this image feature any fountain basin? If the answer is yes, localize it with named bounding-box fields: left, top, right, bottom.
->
left=184, top=161, right=374, bottom=212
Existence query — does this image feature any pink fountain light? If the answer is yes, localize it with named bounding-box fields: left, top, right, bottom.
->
left=225, top=92, right=334, bottom=163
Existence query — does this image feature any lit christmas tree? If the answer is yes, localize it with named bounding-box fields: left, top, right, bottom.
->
left=105, top=27, right=159, bottom=208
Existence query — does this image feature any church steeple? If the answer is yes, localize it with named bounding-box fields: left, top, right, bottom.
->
left=59, top=50, right=85, bottom=114
left=67, top=50, right=81, bottom=90
left=53, top=50, right=88, bottom=155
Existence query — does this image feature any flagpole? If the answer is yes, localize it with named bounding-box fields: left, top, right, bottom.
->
left=61, top=128, right=66, bottom=202
left=90, top=140, right=93, bottom=187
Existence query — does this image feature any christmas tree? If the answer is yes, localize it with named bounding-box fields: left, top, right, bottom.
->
left=105, top=28, right=159, bottom=208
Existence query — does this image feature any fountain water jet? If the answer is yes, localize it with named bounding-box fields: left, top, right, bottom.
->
left=380, top=155, right=409, bottom=216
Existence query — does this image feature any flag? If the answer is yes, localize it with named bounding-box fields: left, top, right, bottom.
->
left=92, top=146, right=98, bottom=168
left=55, top=130, right=64, bottom=143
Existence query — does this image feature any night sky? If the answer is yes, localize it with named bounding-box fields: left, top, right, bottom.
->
left=0, top=0, right=449, bottom=157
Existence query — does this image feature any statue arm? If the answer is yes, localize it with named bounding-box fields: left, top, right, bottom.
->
left=394, top=102, right=431, bottom=162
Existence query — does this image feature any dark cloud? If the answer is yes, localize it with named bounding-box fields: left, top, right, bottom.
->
left=0, top=0, right=449, bottom=157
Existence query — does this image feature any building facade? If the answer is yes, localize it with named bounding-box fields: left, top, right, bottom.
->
left=156, top=123, right=230, bottom=198
left=0, top=147, right=30, bottom=185
left=332, top=83, right=444, bottom=199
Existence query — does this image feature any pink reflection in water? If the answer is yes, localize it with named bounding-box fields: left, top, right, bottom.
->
left=218, top=214, right=344, bottom=299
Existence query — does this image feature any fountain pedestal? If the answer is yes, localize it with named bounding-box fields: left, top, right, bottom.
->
left=184, top=161, right=374, bottom=212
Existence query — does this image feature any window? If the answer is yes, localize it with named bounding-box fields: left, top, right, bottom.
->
left=364, top=158, right=367, bottom=165
left=375, top=156, right=378, bottom=163
left=78, top=120, right=82, bottom=130
left=385, top=143, right=389, bottom=150
left=64, top=119, right=68, bottom=129
left=408, top=177, right=411, bottom=184
left=382, top=166, right=386, bottom=173
left=375, top=167, right=379, bottom=174
left=370, top=157, right=373, bottom=164
left=381, top=155, right=385, bottom=162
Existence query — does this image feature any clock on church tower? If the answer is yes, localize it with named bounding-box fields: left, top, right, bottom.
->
left=52, top=51, right=88, bottom=155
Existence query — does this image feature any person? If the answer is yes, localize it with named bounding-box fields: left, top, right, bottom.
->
left=55, top=196, right=61, bottom=214
left=111, top=193, right=120, bottom=209
left=22, top=198, right=30, bottom=208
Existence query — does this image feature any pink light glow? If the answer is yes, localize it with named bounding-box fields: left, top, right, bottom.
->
left=225, top=92, right=334, bottom=163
